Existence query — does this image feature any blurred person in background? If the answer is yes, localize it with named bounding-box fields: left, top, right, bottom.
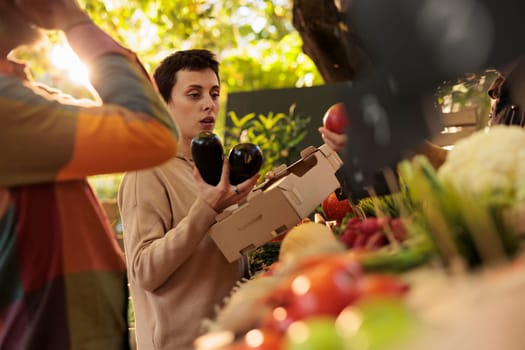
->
left=487, top=57, right=525, bottom=127
left=0, top=0, right=178, bottom=349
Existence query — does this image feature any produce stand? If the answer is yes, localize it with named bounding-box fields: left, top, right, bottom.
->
left=193, top=126, right=525, bottom=350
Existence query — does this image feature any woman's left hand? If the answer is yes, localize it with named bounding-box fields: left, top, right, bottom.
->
left=194, top=158, right=260, bottom=212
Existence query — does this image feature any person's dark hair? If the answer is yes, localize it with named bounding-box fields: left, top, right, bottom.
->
left=153, top=49, right=220, bottom=103
left=488, top=58, right=525, bottom=127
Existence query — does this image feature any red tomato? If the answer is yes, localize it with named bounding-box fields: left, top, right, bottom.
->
left=323, top=103, right=350, bottom=133
left=321, top=192, right=353, bottom=223
left=262, top=262, right=361, bottom=332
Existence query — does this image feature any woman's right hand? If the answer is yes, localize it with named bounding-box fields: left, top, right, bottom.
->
left=194, top=158, right=260, bottom=213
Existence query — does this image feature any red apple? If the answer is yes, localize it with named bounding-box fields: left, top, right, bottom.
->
left=322, top=103, right=349, bottom=133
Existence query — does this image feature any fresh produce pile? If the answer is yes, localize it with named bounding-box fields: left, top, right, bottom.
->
left=196, top=123, right=525, bottom=350
left=249, top=190, right=408, bottom=275
left=197, top=204, right=431, bottom=349
left=399, top=149, right=522, bottom=268
left=197, top=231, right=418, bottom=350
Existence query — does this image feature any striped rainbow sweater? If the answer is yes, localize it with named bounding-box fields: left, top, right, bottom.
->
left=0, top=22, right=178, bottom=349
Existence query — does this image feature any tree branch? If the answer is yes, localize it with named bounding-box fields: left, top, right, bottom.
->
left=292, top=0, right=369, bottom=83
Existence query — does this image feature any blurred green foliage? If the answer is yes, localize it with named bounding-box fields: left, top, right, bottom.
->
left=10, top=0, right=323, bottom=200
left=223, top=104, right=311, bottom=179
left=87, top=174, right=123, bottom=201
left=436, top=70, right=499, bottom=127
left=14, top=0, right=322, bottom=96
left=10, top=0, right=500, bottom=201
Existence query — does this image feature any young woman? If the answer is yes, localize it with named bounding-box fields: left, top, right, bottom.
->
left=118, top=50, right=260, bottom=350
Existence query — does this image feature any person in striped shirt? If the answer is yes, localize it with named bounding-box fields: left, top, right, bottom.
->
left=0, top=0, right=179, bottom=349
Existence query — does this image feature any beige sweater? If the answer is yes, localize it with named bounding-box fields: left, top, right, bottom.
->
left=118, top=157, right=245, bottom=350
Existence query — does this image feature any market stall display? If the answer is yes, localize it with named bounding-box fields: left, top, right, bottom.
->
left=194, top=125, right=525, bottom=350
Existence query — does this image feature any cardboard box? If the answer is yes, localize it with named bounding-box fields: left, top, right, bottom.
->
left=209, top=144, right=344, bottom=262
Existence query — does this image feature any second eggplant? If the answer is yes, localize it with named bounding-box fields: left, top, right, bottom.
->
left=228, top=143, right=263, bottom=185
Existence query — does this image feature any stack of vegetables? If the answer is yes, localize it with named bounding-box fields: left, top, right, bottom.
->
left=197, top=222, right=418, bottom=350
left=196, top=125, right=525, bottom=350
left=402, top=125, right=525, bottom=269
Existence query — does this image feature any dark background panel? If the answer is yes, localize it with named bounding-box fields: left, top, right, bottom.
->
left=225, top=82, right=348, bottom=153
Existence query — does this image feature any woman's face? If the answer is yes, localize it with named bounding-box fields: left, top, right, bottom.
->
left=167, top=68, right=220, bottom=144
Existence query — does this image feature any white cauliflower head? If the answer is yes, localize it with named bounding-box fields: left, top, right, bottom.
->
left=437, top=125, right=525, bottom=203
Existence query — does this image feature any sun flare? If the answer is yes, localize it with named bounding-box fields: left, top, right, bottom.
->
left=49, top=43, right=90, bottom=87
